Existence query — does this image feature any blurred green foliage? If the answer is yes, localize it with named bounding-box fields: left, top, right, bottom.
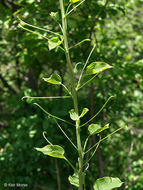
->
left=0, top=0, right=143, bottom=189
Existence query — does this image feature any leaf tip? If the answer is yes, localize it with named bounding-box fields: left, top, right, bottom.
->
left=21, top=96, right=30, bottom=101
left=43, top=77, right=47, bottom=81
left=35, top=147, right=40, bottom=151
left=33, top=102, right=38, bottom=106
left=21, top=96, right=26, bottom=101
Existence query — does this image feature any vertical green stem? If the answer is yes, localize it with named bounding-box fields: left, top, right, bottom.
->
left=59, top=0, right=83, bottom=189
left=76, top=120, right=84, bottom=190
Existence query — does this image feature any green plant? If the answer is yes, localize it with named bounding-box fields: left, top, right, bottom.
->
left=20, top=0, right=124, bottom=189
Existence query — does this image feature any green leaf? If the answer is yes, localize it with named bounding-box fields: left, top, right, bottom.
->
left=86, top=62, right=113, bottom=75
left=97, top=124, right=110, bottom=133
left=93, top=177, right=123, bottom=190
left=88, top=124, right=101, bottom=136
left=43, top=73, right=62, bottom=85
left=88, top=124, right=110, bottom=136
left=68, top=172, right=79, bottom=187
left=50, top=12, right=59, bottom=20
left=35, top=145, right=65, bottom=159
left=80, top=108, right=89, bottom=118
left=48, top=37, right=62, bottom=50
left=26, top=0, right=35, bottom=4
left=70, top=0, right=80, bottom=4
left=69, top=109, right=79, bottom=121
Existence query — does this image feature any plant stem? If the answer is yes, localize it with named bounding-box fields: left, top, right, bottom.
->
left=76, top=120, right=83, bottom=190
left=59, top=0, right=78, bottom=113
left=59, top=0, right=83, bottom=189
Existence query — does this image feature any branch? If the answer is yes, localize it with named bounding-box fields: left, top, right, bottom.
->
left=34, top=103, right=75, bottom=127
left=66, top=0, right=86, bottom=16
left=85, top=126, right=124, bottom=154
left=17, top=16, right=61, bottom=37
left=54, top=120, right=78, bottom=150
left=77, top=44, right=96, bottom=88
left=19, top=24, right=49, bottom=40
left=81, top=96, right=114, bottom=127
left=22, top=96, right=71, bottom=100
left=77, top=74, right=98, bottom=90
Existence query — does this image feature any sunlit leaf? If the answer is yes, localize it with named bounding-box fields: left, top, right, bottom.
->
left=88, top=124, right=109, bottom=136
left=35, top=145, right=65, bottom=159
left=97, top=124, right=110, bottom=133
left=70, top=0, right=80, bottom=4
left=27, top=0, right=35, bottom=4
left=69, top=109, right=79, bottom=121
left=48, top=37, right=62, bottom=50
left=86, top=62, right=113, bottom=75
left=80, top=108, right=89, bottom=118
left=43, top=73, right=62, bottom=85
left=68, top=172, right=79, bottom=187
left=88, top=124, right=101, bottom=136
left=93, top=177, right=123, bottom=190
left=50, top=12, right=59, bottom=20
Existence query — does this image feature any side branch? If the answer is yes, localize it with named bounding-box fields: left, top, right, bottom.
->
left=22, top=96, right=71, bottom=100
left=34, top=103, right=75, bottom=126
left=85, top=126, right=124, bottom=154
left=17, top=16, right=61, bottom=36
left=81, top=96, right=114, bottom=127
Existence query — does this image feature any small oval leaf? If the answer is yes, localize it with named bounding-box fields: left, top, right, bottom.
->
left=69, top=109, right=79, bottom=121
left=88, top=124, right=110, bottom=136
left=50, top=12, right=59, bottom=20
left=80, top=108, right=89, bottom=118
left=88, top=124, right=101, bottom=136
left=70, top=0, right=80, bottom=4
left=97, top=124, right=110, bottom=133
left=35, top=145, right=65, bottom=159
left=48, top=37, right=62, bottom=50
left=43, top=73, right=62, bottom=85
left=94, top=177, right=123, bottom=190
left=86, top=62, right=113, bottom=75
left=68, top=172, right=79, bottom=187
